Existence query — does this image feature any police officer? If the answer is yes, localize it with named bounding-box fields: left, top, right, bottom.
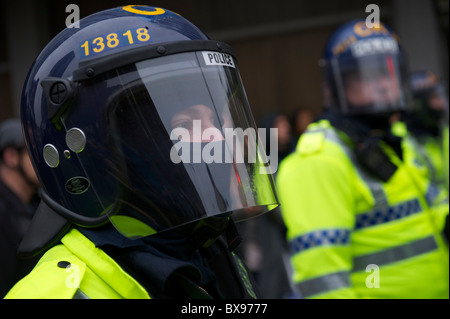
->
left=395, top=70, right=449, bottom=188
left=277, top=20, right=449, bottom=298
left=5, top=6, right=278, bottom=299
left=398, top=71, right=450, bottom=244
left=0, top=118, right=40, bottom=297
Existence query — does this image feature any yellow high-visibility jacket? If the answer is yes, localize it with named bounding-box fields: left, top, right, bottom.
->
left=392, top=121, right=446, bottom=189
left=443, top=124, right=449, bottom=191
left=277, top=119, right=449, bottom=299
left=5, top=228, right=150, bottom=299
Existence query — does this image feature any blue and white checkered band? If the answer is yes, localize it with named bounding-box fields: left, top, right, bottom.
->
left=289, top=228, right=351, bottom=255
left=355, top=198, right=422, bottom=230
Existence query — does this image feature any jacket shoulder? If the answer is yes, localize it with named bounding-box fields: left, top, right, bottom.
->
left=278, top=120, right=356, bottom=189
left=295, top=120, right=351, bottom=157
left=5, top=244, right=86, bottom=299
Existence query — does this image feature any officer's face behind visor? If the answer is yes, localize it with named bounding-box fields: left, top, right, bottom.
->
left=64, top=51, right=278, bottom=239
left=330, top=53, right=410, bottom=115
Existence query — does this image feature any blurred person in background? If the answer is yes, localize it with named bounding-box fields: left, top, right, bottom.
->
left=237, top=111, right=297, bottom=298
left=290, top=108, right=315, bottom=142
left=443, top=91, right=449, bottom=240
left=0, top=118, right=40, bottom=297
left=261, top=112, right=297, bottom=163
left=397, top=70, right=449, bottom=244
left=277, top=19, right=449, bottom=298
left=394, top=70, right=449, bottom=189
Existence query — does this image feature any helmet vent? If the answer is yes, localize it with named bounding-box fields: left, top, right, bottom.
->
left=43, top=144, right=60, bottom=168
left=66, top=128, right=86, bottom=153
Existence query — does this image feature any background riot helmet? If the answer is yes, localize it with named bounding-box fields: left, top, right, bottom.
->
left=321, top=19, right=413, bottom=117
left=409, top=70, right=449, bottom=132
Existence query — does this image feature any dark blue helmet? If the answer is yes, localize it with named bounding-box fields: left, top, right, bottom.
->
left=321, top=19, right=412, bottom=115
left=21, top=5, right=278, bottom=246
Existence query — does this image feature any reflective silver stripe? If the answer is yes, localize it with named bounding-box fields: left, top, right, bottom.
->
left=352, top=236, right=438, bottom=271
left=407, top=136, right=438, bottom=183
left=296, top=271, right=351, bottom=298
left=425, top=182, right=449, bottom=207
left=425, top=183, right=440, bottom=206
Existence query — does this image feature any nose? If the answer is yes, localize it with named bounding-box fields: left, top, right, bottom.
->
left=202, top=119, right=217, bottom=130
left=375, top=77, right=391, bottom=91
left=371, top=76, right=396, bottom=101
left=201, top=119, right=224, bottom=142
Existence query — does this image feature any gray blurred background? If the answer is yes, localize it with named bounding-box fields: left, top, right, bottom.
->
left=1, top=0, right=448, bottom=122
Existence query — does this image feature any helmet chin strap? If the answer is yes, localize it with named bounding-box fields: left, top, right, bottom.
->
left=355, top=115, right=391, bottom=131
left=347, top=110, right=397, bottom=132
left=40, top=188, right=111, bottom=227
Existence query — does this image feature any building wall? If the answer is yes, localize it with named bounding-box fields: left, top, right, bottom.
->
left=1, top=0, right=448, bottom=123
left=0, top=4, right=14, bottom=120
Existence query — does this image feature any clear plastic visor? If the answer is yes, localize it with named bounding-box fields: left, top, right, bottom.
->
left=326, top=53, right=410, bottom=115
left=96, top=51, right=278, bottom=238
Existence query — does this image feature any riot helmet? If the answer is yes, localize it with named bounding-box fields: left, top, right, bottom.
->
left=409, top=70, right=449, bottom=130
left=321, top=19, right=412, bottom=117
left=21, top=5, right=278, bottom=245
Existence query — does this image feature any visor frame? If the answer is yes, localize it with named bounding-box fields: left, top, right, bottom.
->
left=73, top=40, right=236, bottom=82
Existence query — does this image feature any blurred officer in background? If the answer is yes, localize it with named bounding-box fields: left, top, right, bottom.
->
left=394, top=70, right=449, bottom=188
left=396, top=70, right=449, bottom=244
left=444, top=95, right=449, bottom=192
left=290, top=108, right=315, bottom=142
left=277, top=19, right=449, bottom=298
left=443, top=90, right=449, bottom=240
left=0, top=118, right=40, bottom=297
left=236, top=111, right=296, bottom=298
left=5, top=6, right=278, bottom=299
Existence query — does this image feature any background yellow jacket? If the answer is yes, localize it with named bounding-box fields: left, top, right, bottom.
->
left=392, top=121, right=446, bottom=189
left=277, top=119, right=449, bottom=299
left=443, top=124, right=449, bottom=191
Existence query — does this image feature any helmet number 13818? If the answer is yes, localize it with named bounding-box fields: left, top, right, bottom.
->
left=80, top=27, right=151, bottom=58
